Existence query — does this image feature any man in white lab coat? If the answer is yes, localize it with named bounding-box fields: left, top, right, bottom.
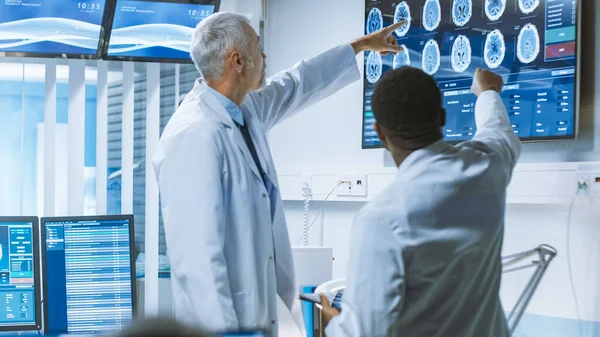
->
left=152, top=12, right=406, bottom=337
left=319, top=67, right=522, bottom=336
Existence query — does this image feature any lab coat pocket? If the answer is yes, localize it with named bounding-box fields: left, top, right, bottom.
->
left=233, top=291, right=257, bottom=327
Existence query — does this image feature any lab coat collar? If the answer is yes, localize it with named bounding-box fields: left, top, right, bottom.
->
left=193, top=79, right=264, bottom=184
left=203, top=82, right=245, bottom=126
left=396, top=139, right=453, bottom=177
left=193, top=79, right=236, bottom=129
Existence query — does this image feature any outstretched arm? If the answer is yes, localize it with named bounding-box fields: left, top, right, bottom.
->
left=245, top=21, right=407, bottom=131
left=471, top=68, right=522, bottom=173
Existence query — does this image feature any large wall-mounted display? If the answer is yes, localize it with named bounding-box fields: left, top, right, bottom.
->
left=362, top=0, right=581, bottom=148
left=103, top=0, right=220, bottom=63
left=0, top=0, right=114, bottom=59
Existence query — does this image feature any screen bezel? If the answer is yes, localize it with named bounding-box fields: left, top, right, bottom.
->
left=0, top=0, right=117, bottom=60
left=0, top=216, right=42, bottom=332
left=40, top=214, right=137, bottom=334
left=101, top=0, right=221, bottom=64
left=361, top=0, right=582, bottom=149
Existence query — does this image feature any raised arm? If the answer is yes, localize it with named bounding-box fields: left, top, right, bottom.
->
left=245, top=20, right=408, bottom=131
left=244, top=44, right=361, bottom=131
left=153, top=124, right=238, bottom=332
left=471, top=69, right=522, bottom=172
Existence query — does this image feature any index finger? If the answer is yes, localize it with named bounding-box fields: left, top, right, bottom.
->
left=384, top=20, right=407, bottom=33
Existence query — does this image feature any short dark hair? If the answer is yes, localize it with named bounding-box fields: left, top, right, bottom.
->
left=371, top=66, right=444, bottom=149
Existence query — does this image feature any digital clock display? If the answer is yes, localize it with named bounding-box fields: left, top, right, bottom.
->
left=77, top=2, right=102, bottom=10
left=107, top=0, right=216, bottom=60
left=0, top=0, right=107, bottom=56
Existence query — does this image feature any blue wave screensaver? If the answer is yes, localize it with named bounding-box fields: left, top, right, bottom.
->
left=0, top=0, right=106, bottom=55
left=107, top=0, right=215, bottom=59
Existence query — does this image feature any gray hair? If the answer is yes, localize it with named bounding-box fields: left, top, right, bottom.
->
left=190, top=12, right=253, bottom=81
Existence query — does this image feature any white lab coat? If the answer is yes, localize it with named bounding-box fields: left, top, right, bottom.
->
left=152, top=44, right=360, bottom=336
left=325, top=91, right=522, bottom=337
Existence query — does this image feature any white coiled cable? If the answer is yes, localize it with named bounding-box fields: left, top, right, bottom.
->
left=302, top=182, right=312, bottom=246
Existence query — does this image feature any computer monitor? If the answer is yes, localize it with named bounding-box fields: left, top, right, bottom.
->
left=361, top=0, right=581, bottom=148
left=0, top=0, right=116, bottom=59
left=41, top=215, right=136, bottom=335
left=0, top=217, right=42, bottom=331
left=102, top=0, right=221, bottom=63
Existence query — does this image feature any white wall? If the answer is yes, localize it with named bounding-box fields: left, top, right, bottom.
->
left=266, top=0, right=600, bottom=333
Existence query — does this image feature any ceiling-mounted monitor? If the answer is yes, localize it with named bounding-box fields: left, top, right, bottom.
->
left=102, top=0, right=221, bottom=63
left=0, top=0, right=116, bottom=59
left=361, top=0, right=581, bottom=149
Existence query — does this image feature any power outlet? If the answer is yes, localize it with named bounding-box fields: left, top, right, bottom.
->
left=590, top=174, right=600, bottom=196
left=336, top=175, right=367, bottom=197
left=577, top=174, right=590, bottom=195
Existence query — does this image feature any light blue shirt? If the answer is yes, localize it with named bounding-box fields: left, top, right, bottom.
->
left=205, top=84, right=245, bottom=126
left=204, top=84, right=278, bottom=221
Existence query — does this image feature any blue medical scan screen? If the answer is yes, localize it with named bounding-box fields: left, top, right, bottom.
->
left=0, top=220, right=38, bottom=329
left=362, top=0, right=580, bottom=148
left=106, top=0, right=216, bottom=60
left=0, top=0, right=107, bottom=56
left=43, top=217, right=134, bottom=335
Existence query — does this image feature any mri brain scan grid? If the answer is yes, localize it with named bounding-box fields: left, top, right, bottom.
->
left=363, top=0, right=580, bottom=147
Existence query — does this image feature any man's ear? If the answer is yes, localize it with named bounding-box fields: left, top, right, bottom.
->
left=439, top=107, right=446, bottom=127
left=230, top=50, right=244, bottom=73
left=374, top=122, right=389, bottom=149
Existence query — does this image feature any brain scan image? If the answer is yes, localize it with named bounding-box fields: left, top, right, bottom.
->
left=452, top=0, right=472, bottom=27
left=519, top=0, right=540, bottom=14
left=485, top=0, right=506, bottom=21
left=366, top=7, right=383, bottom=34
left=421, top=39, right=441, bottom=75
left=394, top=2, right=411, bottom=37
left=517, top=23, right=540, bottom=64
left=451, top=35, right=472, bottom=73
left=393, top=45, right=411, bottom=68
left=366, top=51, right=383, bottom=84
left=484, top=29, right=506, bottom=69
left=423, top=0, right=442, bottom=31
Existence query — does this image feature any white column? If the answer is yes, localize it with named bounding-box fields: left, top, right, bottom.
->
left=144, top=63, right=160, bottom=317
left=44, top=61, right=56, bottom=217
left=68, top=60, right=86, bottom=216
left=96, top=60, right=108, bottom=215
left=121, top=62, right=134, bottom=215
left=174, top=64, right=180, bottom=110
